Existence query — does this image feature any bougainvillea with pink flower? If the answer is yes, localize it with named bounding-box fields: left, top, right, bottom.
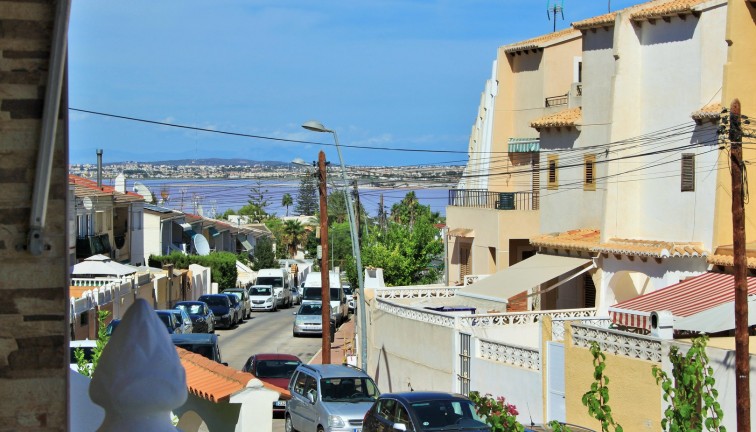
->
left=469, top=391, right=525, bottom=432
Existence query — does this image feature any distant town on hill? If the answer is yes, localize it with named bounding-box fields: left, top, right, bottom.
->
left=69, top=158, right=464, bottom=187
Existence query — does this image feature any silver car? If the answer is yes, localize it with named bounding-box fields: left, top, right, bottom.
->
left=285, top=364, right=380, bottom=432
left=293, top=303, right=331, bottom=337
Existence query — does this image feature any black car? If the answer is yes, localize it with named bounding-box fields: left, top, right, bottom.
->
left=362, top=391, right=490, bottom=432
left=222, top=292, right=243, bottom=325
left=174, top=300, right=215, bottom=333
left=171, top=333, right=227, bottom=365
left=198, top=294, right=234, bottom=329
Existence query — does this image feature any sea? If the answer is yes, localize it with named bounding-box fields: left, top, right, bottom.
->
left=120, top=178, right=451, bottom=219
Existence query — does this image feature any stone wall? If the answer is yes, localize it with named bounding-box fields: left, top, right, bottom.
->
left=0, top=1, right=69, bottom=429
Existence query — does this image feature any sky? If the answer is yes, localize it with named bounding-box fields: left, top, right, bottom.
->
left=68, top=0, right=641, bottom=167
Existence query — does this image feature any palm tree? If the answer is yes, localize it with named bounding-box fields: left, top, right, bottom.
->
left=281, top=193, right=293, bottom=216
left=282, top=220, right=306, bottom=258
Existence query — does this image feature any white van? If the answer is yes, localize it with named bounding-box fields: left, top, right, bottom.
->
left=255, top=268, right=292, bottom=309
left=301, top=271, right=347, bottom=325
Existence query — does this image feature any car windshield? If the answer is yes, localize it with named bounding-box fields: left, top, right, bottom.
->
left=199, top=296, right=226, bottom=307
left=298, top=304, right=322, bottom=316
left=320, top=377, right=379, bottom=403
left=174, top=343, right=215, bottom=362
left=255, top=359, right=301, bottom=378
left=256, top=276, right=283, bottom=288
left=178, top=304, right=203, bottom=314
left=224, top=295, right=239, bottom=305
left=302, top=287, right=321, bottom=301
left=343, top=287, right=353, bottom=295
left=250, top=287, right=272, bottom=296
left=409, top=399, right=486, bottom=431
left=225, top=291, right=242, bottom=300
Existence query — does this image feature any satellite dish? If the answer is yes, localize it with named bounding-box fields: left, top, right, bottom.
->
left=82, top=196, right=93, bottom=211
left=192, top=234, right=211, bottom=256
left=133, top=182, right=154, bottom=203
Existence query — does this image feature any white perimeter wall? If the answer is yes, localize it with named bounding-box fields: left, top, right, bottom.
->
left=470, top=357, right=543, bottom=425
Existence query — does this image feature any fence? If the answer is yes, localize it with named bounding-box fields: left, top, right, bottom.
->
left=448, top=189, right=539, bottom=211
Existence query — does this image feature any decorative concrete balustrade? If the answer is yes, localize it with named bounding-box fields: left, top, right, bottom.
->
left=458, top=308, right=596, bottom=328
left=478, top=338, right=541, bottom=371
left=571, top=322, right=663, bottom=362
left=551, top=316, right=610, bottom=342
left=375, top=285, right=460, bottom=299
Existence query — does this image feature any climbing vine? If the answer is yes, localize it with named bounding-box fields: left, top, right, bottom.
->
left=74, top=310, right=110, bottom=377
left=651, top=336, right=725, bottom=431
left=581, top=341, right=623, bottom=432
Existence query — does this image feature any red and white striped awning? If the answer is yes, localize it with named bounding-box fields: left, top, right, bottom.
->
left=608, top=273, right=756, bottom=331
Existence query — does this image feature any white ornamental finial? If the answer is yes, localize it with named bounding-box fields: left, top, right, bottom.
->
left=89, top=298, right=187, bottom=431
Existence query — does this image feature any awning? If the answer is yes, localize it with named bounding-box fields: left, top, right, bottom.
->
left=458, top=254, right=592, bottom=303
left=608, top=273, right=756, bottom=331
left=508, top=137, right=540, bottom=153
left=448, top=228, right=475, bottom=237
left=208, top=227, right=220, bottom=237
left=675, top=296, right=756, bottom=333
left=176, top=221, right=197, bottom=237
left=239, top=239, right=253, bottom=251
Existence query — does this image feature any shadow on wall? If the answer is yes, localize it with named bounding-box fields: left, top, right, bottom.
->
left=374, top=345, right=393, bottom=393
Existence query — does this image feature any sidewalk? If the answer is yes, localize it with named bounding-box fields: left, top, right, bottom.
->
left=308, top=315, right=356, bottom=365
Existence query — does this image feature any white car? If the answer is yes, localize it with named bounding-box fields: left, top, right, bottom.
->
left=248, top=285, right=277, bottom=312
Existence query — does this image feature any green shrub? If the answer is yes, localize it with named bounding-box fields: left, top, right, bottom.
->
left=150, top=251, right=238, bottom=288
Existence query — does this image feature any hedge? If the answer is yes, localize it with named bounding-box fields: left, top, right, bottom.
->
left=149, top=251, right=238, bottom=290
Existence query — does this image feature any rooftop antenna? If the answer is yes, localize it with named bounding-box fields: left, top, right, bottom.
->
left=547, top=0, right=565, bottom=33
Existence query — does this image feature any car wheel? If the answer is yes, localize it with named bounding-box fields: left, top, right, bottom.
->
left=317, top=426, right=324, bottom=432
left=284, top=414, right=297, bottom=432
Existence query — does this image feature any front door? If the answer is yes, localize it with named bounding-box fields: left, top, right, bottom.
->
left=546, top=342, right=566, bottom=422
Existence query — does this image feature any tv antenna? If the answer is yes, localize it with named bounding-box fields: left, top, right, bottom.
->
left=547, top=0, right=565, bottom=33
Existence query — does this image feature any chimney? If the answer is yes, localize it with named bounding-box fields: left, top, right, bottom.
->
left=96, top=149, right=103, bottom=188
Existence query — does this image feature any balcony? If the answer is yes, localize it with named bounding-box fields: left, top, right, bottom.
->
left=545, top=93, right=568, bottom=108
left=76, top=233, right=112, bottom=259
left=448, top=189, right=539, bottom=211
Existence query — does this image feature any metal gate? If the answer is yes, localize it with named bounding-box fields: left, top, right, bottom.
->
left=458, top=333, right=471, bottom=395
left=546, top=342, right=566, bottom=422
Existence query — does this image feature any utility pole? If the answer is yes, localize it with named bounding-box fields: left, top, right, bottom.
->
left=729, top=98, right=750, bottom=431
left=317, top=151, right=332, bottom=364
left=353, top=180, right=361, bottom=242
left=379, top=193, right=385, bottom=231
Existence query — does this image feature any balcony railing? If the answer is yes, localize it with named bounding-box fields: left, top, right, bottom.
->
left=545, top=93, right=568, bottom=107
left=448, top=189, right=539, bottom=211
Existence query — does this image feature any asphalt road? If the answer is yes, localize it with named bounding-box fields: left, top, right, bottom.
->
left=215, top=302, right=321, bottom=432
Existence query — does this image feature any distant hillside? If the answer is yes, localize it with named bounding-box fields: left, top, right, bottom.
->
left=107, top=158, right=290, bottom=167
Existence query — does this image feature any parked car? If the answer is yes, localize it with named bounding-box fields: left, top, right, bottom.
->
left=248, top=284, right=278, bottom=312
left=343, top=286, right=355, bottom=313
left=286, top=364, right=380, bottom=432
left=242, top=353, right=302, bottom=414
left=69, top=339, right=97, bottom=373
left=362, top=391, right=490, bottom=432
left=292, top=303, right=335, bottom=338
left=301, top=272, right=348, bottom=326
left=256, top=268, right=293, bottom=308
left=155, top=309, right=183, bottom=334
left=222, top=292, right=243, bottom=325
left=222, top=287, right=251, bottom=319
left=290, top=286, right=302, bottom=305
left=169, top=307, right=194, bottom=335
left=174, top=301, right=215, bottom=333
left=197, top=294, right=234, bottom=329
left=170, top=333, right=226, bottom=365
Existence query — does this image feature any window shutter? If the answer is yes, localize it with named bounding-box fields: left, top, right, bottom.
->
left=681, top=153, right=695, bottom=192
left=584, top=154, right=596, bottom=191
left=547, top=155, right=558, bottom=190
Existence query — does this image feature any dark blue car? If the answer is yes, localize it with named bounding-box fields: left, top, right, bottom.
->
left=198, top=294, right=234, bottom=329
left=174, top=300, right=215, bottom=333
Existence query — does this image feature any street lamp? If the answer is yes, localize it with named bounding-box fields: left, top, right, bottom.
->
left=302, top=120, right=368, bottom=371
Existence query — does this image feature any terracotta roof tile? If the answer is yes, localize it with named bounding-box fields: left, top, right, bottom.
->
left=531, top=107, right=582, bottom=130
left=572, top=11, right=618, bottom=30
left=69, top=174, right=145, bottom=203
left=629, top=0, right=710, bottom=21
left=691, top=103, right=723, bottom=122
left=708, top=254, right=756, bottom=269
left=178, top=347, right=290, bottom=403
left=592, top=238, right=708, bottom=258
left=531, top=229, right=601, bottom=251
left=503, top=28, right=581, bottom=53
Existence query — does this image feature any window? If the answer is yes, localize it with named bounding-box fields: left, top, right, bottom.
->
left=547, top=155, right=559, bottom=190
left=681, top=153, right=695, bottom=192
left=377, top=398, right=397, bottom=421
left=459, top=243, right=472, bottom=280
left=584, top=154, right=596, bottom=191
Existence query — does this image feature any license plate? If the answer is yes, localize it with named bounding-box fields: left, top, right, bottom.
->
left=353, top=429, right=361, bottom=432
left=274, top=400, right=287, bottom=407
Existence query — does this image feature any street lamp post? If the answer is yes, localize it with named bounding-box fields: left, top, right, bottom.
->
left=302, top=120, right=368, bottom=371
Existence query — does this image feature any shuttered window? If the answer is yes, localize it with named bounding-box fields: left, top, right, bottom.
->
left=532, top=154, right=540, bottom=209
left=584, top=154, right=596, bottom=191
left=681, top=154, right=695, bottom=192
left=583, top=273, right=596, bottom=308
left=459, top=243, right=472, bottom=280
left=547, top=155, right=558, bottom=190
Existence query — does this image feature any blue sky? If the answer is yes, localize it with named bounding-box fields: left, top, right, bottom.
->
left=69, top=0, right=640, bottom=167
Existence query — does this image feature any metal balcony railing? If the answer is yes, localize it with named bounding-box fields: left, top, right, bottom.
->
left=448, top=189, right=539, bottom=211
left=545, top=93, right=569, bottom=108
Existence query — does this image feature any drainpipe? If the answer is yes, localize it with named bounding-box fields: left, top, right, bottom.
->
left=96, top=149, right=103, bottom=188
